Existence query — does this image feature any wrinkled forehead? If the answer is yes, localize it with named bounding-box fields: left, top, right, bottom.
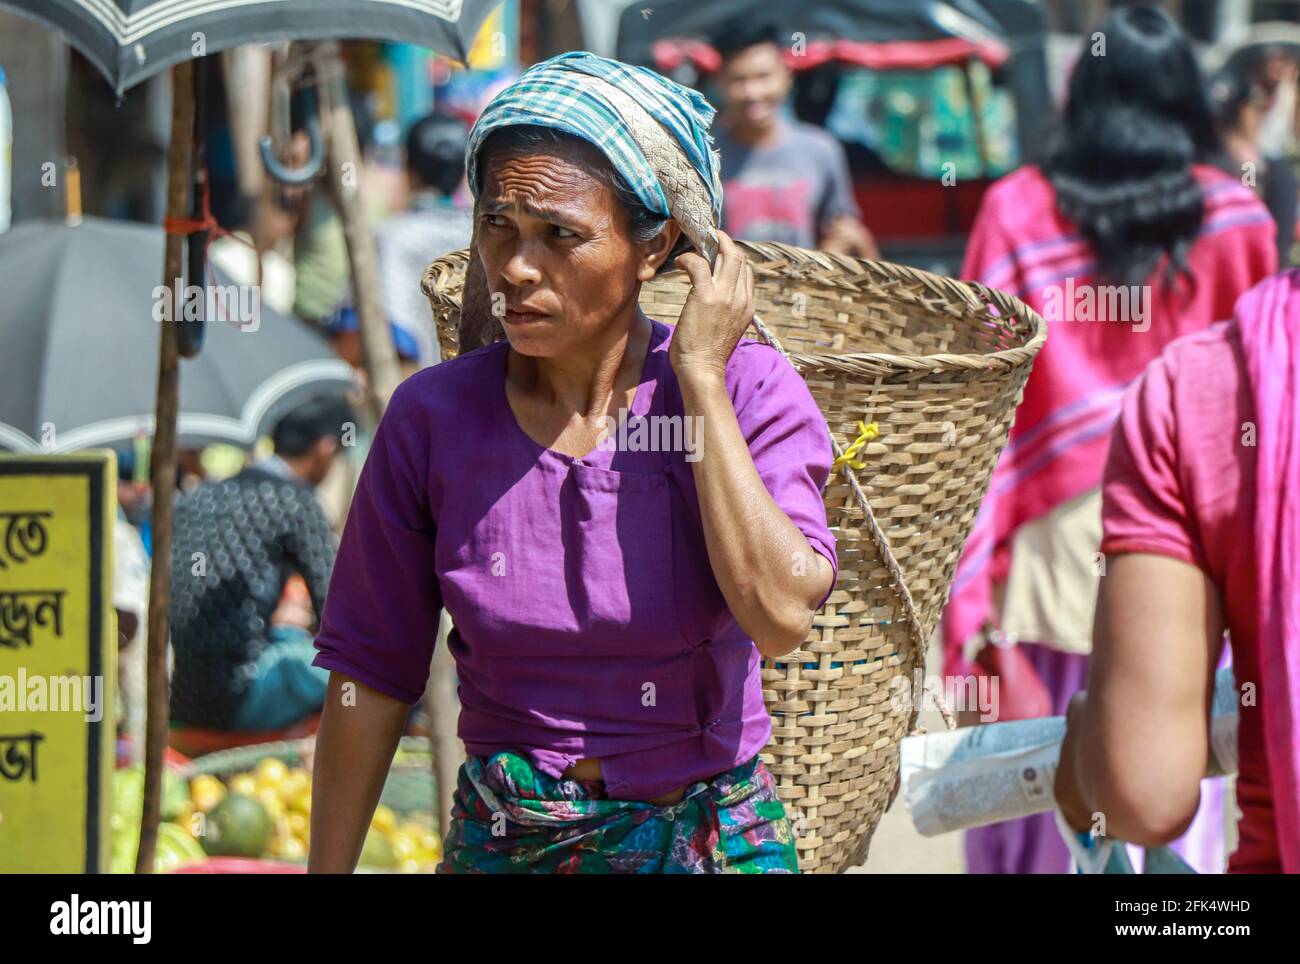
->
left=478, top=127, right=612, bottom=186
left=477, top=136, right=620, bottom=224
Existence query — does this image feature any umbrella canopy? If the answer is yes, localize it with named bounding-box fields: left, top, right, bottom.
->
left=0, top=217, right=355, bottom=453
left=0, top=0, right=502, bottom=93
left=616, top=0, right=1010, bottom=73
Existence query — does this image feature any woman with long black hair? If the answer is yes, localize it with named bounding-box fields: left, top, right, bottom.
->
left=946, top=3, right=1277, bottom=874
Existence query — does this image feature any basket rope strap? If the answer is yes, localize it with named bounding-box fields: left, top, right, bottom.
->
left=564, top=77, right=955, bottom=734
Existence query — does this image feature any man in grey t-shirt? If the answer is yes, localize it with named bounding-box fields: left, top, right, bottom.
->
left=709, top=18, right=878, bottom=256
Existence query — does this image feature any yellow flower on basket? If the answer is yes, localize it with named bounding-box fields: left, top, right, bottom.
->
left=833, top=421, right=879, bottom=471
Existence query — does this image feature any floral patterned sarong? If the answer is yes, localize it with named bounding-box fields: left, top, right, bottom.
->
left=437, top=750, right=798, bottom=874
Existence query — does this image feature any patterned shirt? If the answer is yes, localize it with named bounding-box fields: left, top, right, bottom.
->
left=169, top=463, right=336, bottom=727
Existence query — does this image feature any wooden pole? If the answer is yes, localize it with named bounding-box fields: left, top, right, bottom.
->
left=222, top=45, right=273, bottom=200
left=312, top=42, right=402, bottom=416
left=309, top=41, right=456, bottom=832
left=136, top=59, right=195, bottom=874
left=428, top=613, right=462, bottom=840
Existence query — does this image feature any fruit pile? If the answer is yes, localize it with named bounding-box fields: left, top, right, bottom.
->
left=111, top=755, right=442, bottom=872
left=191, top=759, right=310, bottom=860
left=360, top=804, right=443, bottom=873
left=111, top=765, right=206, bottom=873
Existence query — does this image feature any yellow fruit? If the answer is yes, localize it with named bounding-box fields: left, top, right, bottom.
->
left=289, top=790, right=312, bottom=816
left=279, top=769, right=309, bottom=802
left=370, top=805, right=397, bottom=835
left=281, top=836, right=307, bottom=860
left=398, top=820, right=428, bottom=842
left=399, top=858, right=421, bottom=874
left=190, top=775, right=226, bottom=813
left=255, top=757, right=288, bottom=790
left=359, top=828, right=397, bottom=870
left=256, top=786, right=286, bottom=819
left=287, top=812, right=308, bottom=837
left=230, top=773, right=257, bottom=797
left=390, top=833, right=417, bottom=862
left=172, top=800, right=196, bottom=828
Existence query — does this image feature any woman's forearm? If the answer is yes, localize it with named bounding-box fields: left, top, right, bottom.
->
left=677, top=367, right=833, bottom=658
left=1055, top=555, right=1222, bottom=846
left=308, top=672, right=410, bottom=873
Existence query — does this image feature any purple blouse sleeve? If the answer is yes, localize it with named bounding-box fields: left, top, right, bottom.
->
left=312, top=382, right=442, bottom=704
left=731, top=342, right=840, bottom=608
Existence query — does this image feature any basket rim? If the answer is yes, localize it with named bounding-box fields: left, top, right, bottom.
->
left=421, top=240, right=1047, bottom=375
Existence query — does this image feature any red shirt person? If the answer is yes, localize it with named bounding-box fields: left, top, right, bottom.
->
left=1057, top=269, right=1300, bottom=874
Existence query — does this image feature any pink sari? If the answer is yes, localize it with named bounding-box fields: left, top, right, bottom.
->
left=1238, top=270, right=1300, bottom=873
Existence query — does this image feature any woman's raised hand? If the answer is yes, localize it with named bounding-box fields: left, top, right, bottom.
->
left=668, top=230, right=755, bottom=382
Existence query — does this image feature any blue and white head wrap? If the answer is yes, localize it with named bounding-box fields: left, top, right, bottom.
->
left=465, top=52, right=724, bottom=254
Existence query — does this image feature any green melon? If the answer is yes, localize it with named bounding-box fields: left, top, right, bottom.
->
left=201, top=792, right=272, bottom=858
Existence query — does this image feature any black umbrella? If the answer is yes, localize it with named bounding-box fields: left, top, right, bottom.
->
left=0, top=0, right=500, bottom=94
left=0, top=218, right=355, bottom=453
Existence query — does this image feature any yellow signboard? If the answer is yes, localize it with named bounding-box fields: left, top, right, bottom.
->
left=0, top=452, right=116, bottom=872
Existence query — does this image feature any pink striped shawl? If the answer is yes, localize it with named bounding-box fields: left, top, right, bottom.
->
left=944, top=164, right=1277, bottom=666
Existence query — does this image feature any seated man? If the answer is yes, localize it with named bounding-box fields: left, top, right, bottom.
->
left=168, top=396, right=353, bottom=731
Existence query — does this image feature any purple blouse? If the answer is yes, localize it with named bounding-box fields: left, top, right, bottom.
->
left=313, top=318, right=838, bottom=800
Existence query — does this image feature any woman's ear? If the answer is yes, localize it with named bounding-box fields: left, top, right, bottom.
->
left=637, top=222, right=682, bottom=282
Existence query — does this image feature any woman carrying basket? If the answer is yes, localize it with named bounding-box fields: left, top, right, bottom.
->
left=306, top=52, right=837, bottom=874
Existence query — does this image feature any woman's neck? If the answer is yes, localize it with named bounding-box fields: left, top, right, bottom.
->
left=509, top=309, right=653, bottom=420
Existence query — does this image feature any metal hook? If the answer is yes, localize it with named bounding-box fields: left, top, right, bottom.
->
left=259, top=83, right=324, bottom=186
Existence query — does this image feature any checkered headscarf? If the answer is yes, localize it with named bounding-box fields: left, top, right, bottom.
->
left=465, top=51, right=725, bottom=234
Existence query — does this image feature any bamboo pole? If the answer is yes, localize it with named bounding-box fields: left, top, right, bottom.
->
left=136, top=59, right=195, bottom=874
left=429, top=613, right=462, bottom=840
left=222, top=45, right=273, bottom=200
left=312, top=42, right=403, bottom=416
left=308, top=40, right=456, bottom=834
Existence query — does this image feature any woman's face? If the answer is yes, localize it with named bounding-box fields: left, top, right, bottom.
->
left=476, top=141, right=678, bottom=358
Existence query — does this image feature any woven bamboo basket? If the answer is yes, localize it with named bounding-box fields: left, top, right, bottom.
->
left=421, top=240, right=1045, bottom=873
